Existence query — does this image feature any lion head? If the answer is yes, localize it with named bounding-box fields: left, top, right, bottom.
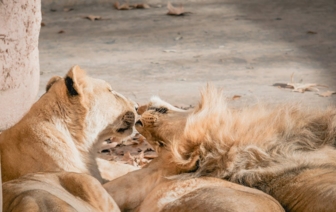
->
left=45, top=65, right=136, bottom=142
left=0, top=65, right=137, bottom=183
left=135, top=96, right=190, bottom=153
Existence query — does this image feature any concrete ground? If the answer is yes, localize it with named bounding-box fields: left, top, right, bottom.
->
left=39, top=0, right=336, bottom=108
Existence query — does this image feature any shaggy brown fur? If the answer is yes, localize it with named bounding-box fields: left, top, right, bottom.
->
left=167, top=86, right=336, bottom=211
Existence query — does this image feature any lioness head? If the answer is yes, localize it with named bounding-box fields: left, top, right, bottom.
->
left=45, top=65, right=136, bottom=144
left=0, top=65, right=138, bottom=183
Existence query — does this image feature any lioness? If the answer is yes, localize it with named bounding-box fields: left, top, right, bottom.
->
left=103, top=97, right=284, bottom=212
left=136, top=87, right=336, bottom=212
left=0, top=65, right=136, bottom=183
left=3, top=172, right=120, bottom=212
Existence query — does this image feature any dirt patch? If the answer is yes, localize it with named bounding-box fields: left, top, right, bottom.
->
left=39, top=0, right=336, bottom=109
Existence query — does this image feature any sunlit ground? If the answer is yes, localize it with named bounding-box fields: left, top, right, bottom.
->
left=39, top=0, right=336, bottom=107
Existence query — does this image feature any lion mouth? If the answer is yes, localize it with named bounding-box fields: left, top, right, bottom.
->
left=116, top=127, right=130, bottom=133
left=135, top=120, right=143, bottom=127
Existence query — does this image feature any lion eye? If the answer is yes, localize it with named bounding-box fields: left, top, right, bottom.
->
left=148, top=107, right=168, bottom=114
left=157, top=141, right=165, bottom=147
left=155, top=107, right=168, bottom=114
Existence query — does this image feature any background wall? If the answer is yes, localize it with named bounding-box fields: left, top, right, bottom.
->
left=0, top=0, right=41, bottom=130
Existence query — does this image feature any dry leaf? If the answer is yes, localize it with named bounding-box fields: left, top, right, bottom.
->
left=121, top=151, right=151, bottom=167
left=58, top=30, right=65, bottom=34
left=287, top=83, right=320, bottom=93
left=133, top=3, right=150, bottom=9
left=307, top=31, right=317, bottom=34
left=114, top=1, right=150, bottom=10
left=232, top=95, right=241, bottom=100
left=138, top=151, right=144, bottom=160
left=84, top=15, right=102, bottom=21
left=121, top=132, right=145, bottom=146
left=114, top=1, right=131, bottom=10
left=97, top=129, right=156, bottom=166
left=63, top=8, right=74, bottom=12
left=287, top=73, right=323, bottom=92
left=167, top=2, right=190, bottom=16
left=274, top=73, right=327, bottom=93
left=317, top=91, right=336, bottom=97
left=122, top=152, right=137, bottom=166
left=122, top=138, right=139, bottom=146
left=134, top=151, right=152, bottom=167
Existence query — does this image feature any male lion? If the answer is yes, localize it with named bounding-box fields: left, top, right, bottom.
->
left=134, top=87, right=336, bottom=212
left=0, top=65, right=136, bottom=183
left=103, top=97, right=284, bottom=212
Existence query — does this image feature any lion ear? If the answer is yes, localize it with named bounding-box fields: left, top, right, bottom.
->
left=137, top=104, right=148, bottom=115
left=46, top=76, right=62, bottom=92
left=64, top=65, right=87, bottom=96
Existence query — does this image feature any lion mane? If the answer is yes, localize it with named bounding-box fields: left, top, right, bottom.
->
left=170, top=86, right=336, bottom=211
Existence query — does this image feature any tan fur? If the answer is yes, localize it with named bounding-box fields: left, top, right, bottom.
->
left=139, top=177, right=283, bottom=212
left=151, top=86, right=336, bottom=211
left=96, top=158, right=139, bottom=181
left=3, top=172, right=120, bottom=212
left=103, top=98, right=283, bottom=212
left=104, top=149, right=179, bottom=211
left=0, top=65, right=136, bottom=183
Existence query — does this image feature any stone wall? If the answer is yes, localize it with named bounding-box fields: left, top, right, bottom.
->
left=0, top=0, right=41, bottom=130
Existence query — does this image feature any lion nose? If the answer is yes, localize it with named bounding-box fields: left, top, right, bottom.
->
left=123, top=111, right=135, bottom=125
